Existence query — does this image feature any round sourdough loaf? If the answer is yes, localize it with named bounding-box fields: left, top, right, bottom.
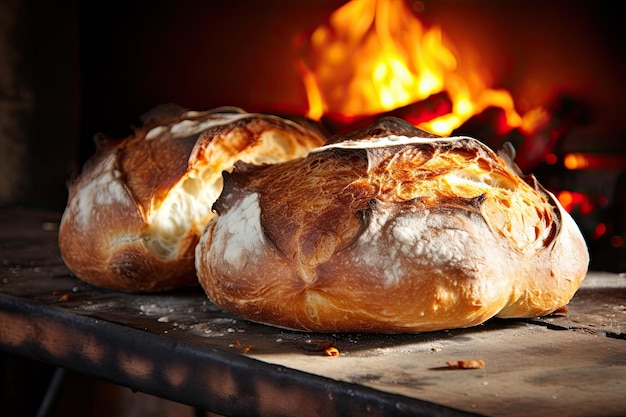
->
left=196, top=116, right=589, bottom=333
left=58, top=105, right=326, bottom=292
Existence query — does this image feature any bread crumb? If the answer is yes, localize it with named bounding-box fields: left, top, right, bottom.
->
left=57, top=293, right=70, bottom=302
left=446, top=359, right=484, bottom=369
left=324, top=347, right=340, bottom=357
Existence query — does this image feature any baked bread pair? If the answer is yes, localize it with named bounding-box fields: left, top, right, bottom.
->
left=60, top=109, right=588, bottom=332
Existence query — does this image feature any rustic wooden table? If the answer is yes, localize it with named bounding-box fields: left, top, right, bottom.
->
left=1, top=207, right=625, bottom=417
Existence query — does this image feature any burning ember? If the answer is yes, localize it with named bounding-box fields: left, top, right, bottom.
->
left=295, top=0, right=595, bottom=175
left=296, top=0, right=540, bottom=137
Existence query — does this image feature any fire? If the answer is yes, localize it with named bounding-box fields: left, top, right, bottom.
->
left=298, top=0, right=524, bottom=136
left=563, top=153, right=626, bottom=170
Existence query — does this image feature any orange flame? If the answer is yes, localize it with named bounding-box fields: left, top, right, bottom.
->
left=298, top=0, right=524, bottom=136
left=563, top=153, right=626, bottom=170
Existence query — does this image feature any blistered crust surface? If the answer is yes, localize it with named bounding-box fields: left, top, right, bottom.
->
left=59, top=106, right=326, bottom=292
left=198, top=117, right=589, bottom=332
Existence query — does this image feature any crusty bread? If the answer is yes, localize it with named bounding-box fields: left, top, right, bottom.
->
left=58, top=105, right=326, bottom=292
left=196, top=116, right=589, bottom=333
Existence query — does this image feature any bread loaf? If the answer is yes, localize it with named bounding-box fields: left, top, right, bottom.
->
left=58, top=105, right=326, bottom=292
left=196, top=116, right=589, bottom=332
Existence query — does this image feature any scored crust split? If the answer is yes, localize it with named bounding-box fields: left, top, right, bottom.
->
left=58, top=105, right=326, bottom=292
left=196, top=116, right=589, bottom=333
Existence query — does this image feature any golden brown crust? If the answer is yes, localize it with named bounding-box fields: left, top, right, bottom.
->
left=196, top=117, right=589, bottom=332
left=58, top=105, right=326, bottom=292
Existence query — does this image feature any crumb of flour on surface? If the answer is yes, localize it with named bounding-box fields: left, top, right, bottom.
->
left=446, top=359, right=485, bottom=369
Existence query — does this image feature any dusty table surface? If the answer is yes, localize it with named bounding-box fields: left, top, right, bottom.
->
left=1, top=206, right=625, bottom=417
